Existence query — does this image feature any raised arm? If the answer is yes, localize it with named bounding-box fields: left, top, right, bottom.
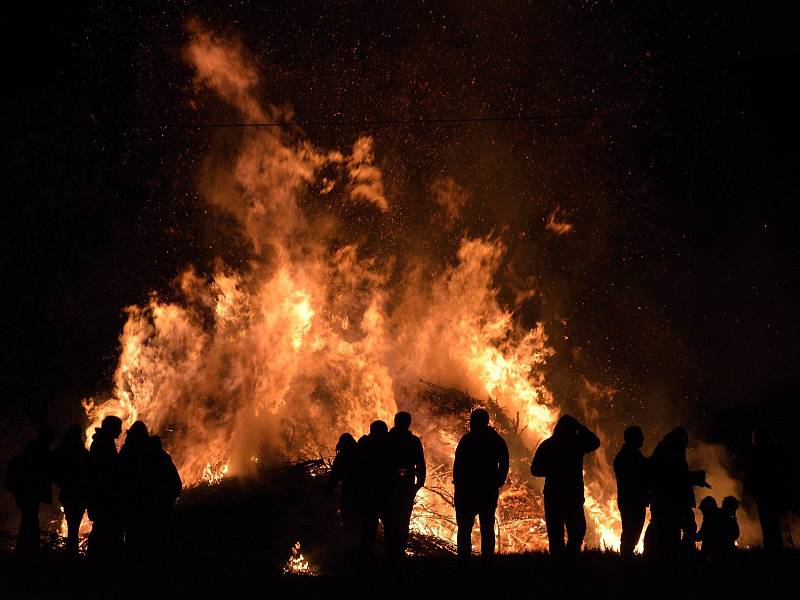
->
left=531, top=441, right=550, bottom=477
left=577, top=424, right=601, bottom=453
left=497, top=435, right=510, bottom=487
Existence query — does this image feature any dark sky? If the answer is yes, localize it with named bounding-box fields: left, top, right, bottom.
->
left=2, top=1, right=798, bottom=457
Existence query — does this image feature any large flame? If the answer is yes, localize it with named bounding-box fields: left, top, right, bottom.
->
left=82, top=20, right=628, bottom=554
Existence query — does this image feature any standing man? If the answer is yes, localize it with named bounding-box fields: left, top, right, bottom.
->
left=453, top=408, right=509, bottom=561
left=87, top=415, right=124, bottom=560
left=531, top=414, right=600, bottom=557
left=386, top=411, right=426, bottom=562
left=355, top=420, right=391, bottom=561
left=614, top=425, right=649, bottom=557
left=4, top=426, right=55, bottom=557
left=54, top=424, right=90, bottom=556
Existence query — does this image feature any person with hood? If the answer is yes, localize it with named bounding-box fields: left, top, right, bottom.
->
left=453, top=408, right=509, bottom=560
left=118, top=420, right=149, bottom=557
left=328, top=433, right=361, bottom=545
left=696, top=495, right=724, bottom=558
left=54, top=424, right=89, bottom=555
left=4, top=425, right=55, bottom=557
left=614, top=425, right=649, bottom=557
left=138, top=435, right=181, bottom=562
left=644, top=428, right=709, bottom=558
left=531, top=414, right=600, bottom=557
left=355, top=420, right=391, bottom=561
left=385, top=411, right=426, bottom=562
left=87, top=415, right=123, bottom=559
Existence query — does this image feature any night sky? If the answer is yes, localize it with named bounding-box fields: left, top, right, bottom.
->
left=2, top=1, right=798, bottom=466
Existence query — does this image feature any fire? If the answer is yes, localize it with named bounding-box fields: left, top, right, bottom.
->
left=283, top=541, right=316, bottom=575
left=81, top=19, right=630, bottom=556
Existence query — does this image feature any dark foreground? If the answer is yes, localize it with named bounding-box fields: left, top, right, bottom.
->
left=1, top=462, right=798, bottom=599
left=1, top=549, right=798, bottom=600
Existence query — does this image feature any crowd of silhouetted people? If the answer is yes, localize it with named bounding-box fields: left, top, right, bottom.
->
left=4, top=409, right=792, bottom=566
left=328, top=410, right=791, bottom=564
left=5, top=416, right=181, bottom=561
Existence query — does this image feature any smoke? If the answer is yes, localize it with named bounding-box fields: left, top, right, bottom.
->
left=84, top=21, right=558, bottom=495
left=690, top=442, right=761, bottom=547
left=347, top=136, right=389, bottom=212
left=432, top=176, right=469, bottom=225
left=545, top=205, right=573, bottom=235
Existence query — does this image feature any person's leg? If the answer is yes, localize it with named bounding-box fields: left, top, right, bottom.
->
left=630, top=505, right=646, bottom=554
left=382, top=496, right=399, bottom=562
left=757, top=499, right=782, bottom=558
left=456, top=505, right=476, bottom=560
left=358, top=509, right=379, bottom=561
left=477, top=503, right=497, bottom=560
left=680, top=509, right=697, bottom=556
left=64, top=504, right=84, bottom=555
left=16, top=501, right=40, bottom=557
left=565, top=503, right=587, bottom=556
left=398, top=489, right=415, bottom=553
left=620, top=505, right=646, bottom=557
left=544, top=497, right=565, bottom=556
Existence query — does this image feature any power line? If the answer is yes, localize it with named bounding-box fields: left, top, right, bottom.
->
left=170, top=111, right=662, bottom=129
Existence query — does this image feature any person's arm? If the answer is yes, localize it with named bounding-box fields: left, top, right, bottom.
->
left=169, top=460, right=182, bottom=500
left=453, top=439, right=464, bottom=485
left=577, top=424, right=601, bottom=453
left=497, top=436, right=510, bottom=488
left=689, top=469, right=711, bottom=489
left=530, top=441, right=549, bottom=477
left=415, top=438, right=426, bottom=489
left=327, top=454, right=344, bottom=495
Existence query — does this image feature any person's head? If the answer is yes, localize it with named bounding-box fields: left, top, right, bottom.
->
left=63, top=424, right=85, bottom=447
left=36, top=425, right=55, bottom=447
left=671, top=426, right=689, bottom=449
left=623, top=426, right=644, bottom=449
left=145, top=435, right=162, bottom=453
left=721, top=496, right=739, bottom=515
left=394, top=411, right=412, bottom=431
left=100, top=415, right=123, bottom=439
left=125, top=420, right=149, bottom=445
left=336, top=432, right=357, bottom=453
left=469, top=408, right=490, bottom=431
left=698, top=495, right=717, bottom=515
left=369, top=420, right=388, bottom=436
left=553, top=415, right=578, bottom=440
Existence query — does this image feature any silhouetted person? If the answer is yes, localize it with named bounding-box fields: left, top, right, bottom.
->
left=355, top=420, right=391, bottom=561
left=644, top=428, right=709, bottom=559
left=138, top=435, right=181, bottom=562
left=720, top=496, right=740, bottom=554
left=745, top=427, right=787, bottom=558
left=453, top=408, right=509, bottom=560
left=87, top=415, right=123, bottom=560
left=385, top=411, right=426, bottom=562
left=697, top=496, right=724, bottom=558
left=328, top=433, right=360, bottom=544
left=4, top=426, right=55, bottom=557
left=54, top=424, right=89, bottom=555
left=672, top=427, right=703, bottom=556
left=531, top=414, right=600, bottom=557
left=614, top=425, right=649, bottom=558
left=118, top=420, right=149, bottom=558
